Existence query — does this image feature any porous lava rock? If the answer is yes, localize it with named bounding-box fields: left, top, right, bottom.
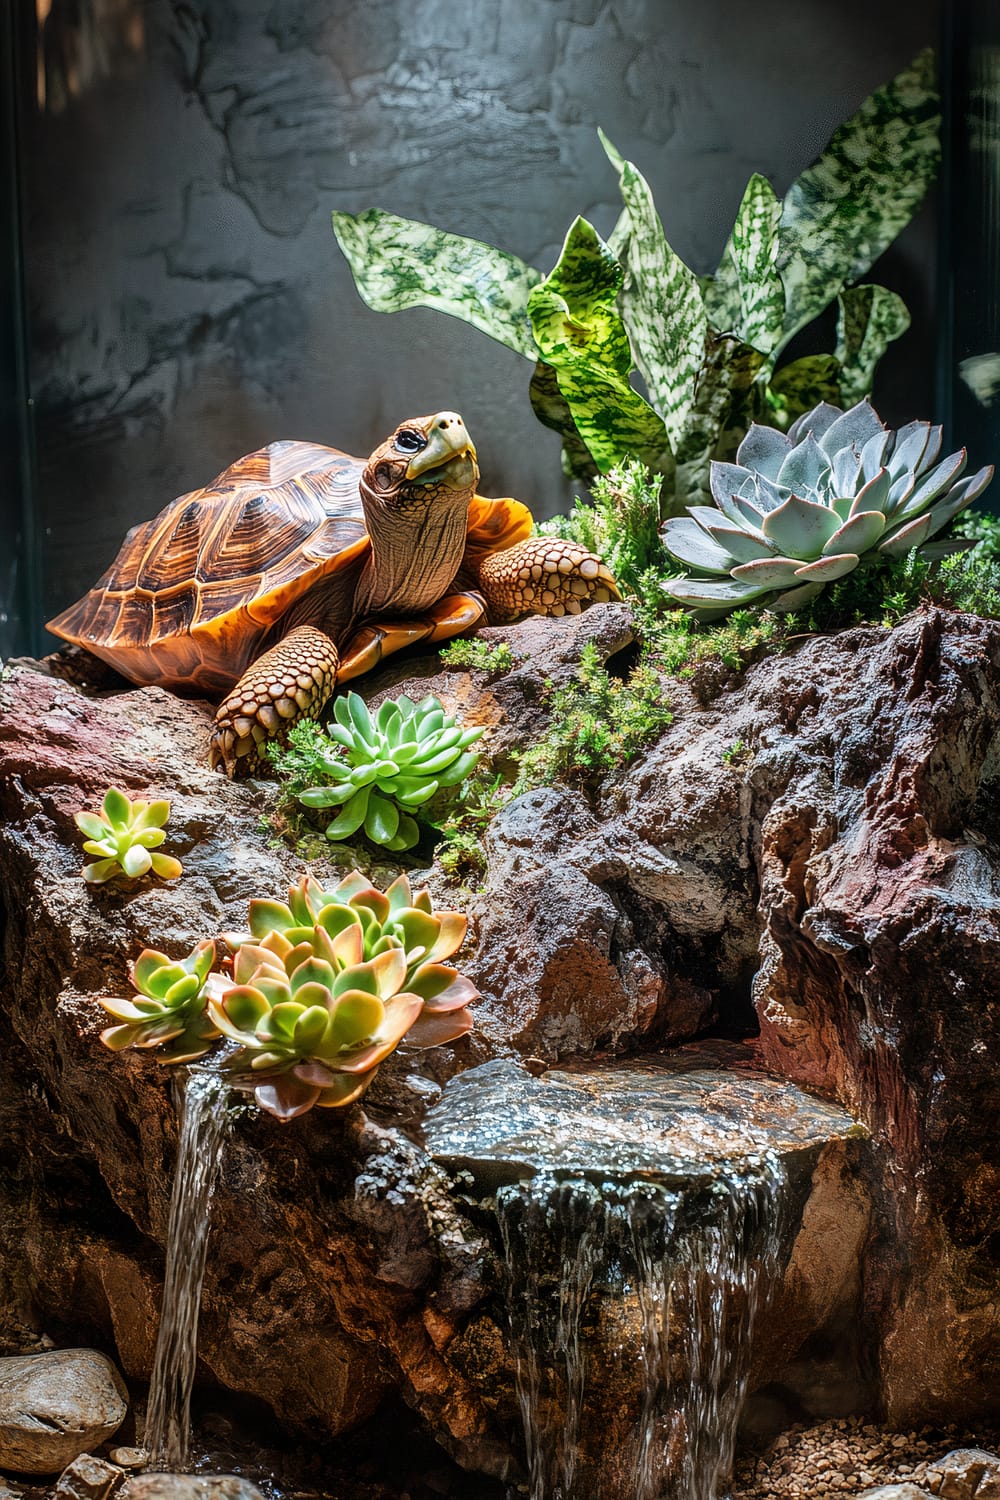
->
left=0, top=603, right=998, bottom=1478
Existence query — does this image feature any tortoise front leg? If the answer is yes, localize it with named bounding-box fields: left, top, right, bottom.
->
left=210, top=625, right=340, bottom=775
left=478, top=539, right=620, bottom=621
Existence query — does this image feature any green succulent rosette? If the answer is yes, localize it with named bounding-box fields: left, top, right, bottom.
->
left=661, top=399, right=994, bottom=619
left=208, top=927, right=424, bottom=1121
left=98, top=940, right=221, bottom=1064
left=75, top=787, right=183, bottom=884
left=226, top=870, right=477, bottom=1056
left=298, top=692, right=483, bottom=850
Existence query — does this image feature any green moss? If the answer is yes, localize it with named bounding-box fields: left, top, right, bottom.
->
left=434, top=770, right=513, bottom=888
left=514, top=642, right=672, bottom=792
left=954, top=507, right=1000, bottom=561
left=439, top=638, right=517, bottom=673
left=538, top=459, right=680, bottom=599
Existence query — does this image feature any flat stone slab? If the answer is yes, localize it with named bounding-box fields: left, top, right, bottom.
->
left=423, top=1042, right=862, bottom=1189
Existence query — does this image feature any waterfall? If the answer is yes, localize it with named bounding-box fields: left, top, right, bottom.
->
left=497, top=1157, right=787, bottom=1500
left=145, top=1066, right=231, bottom=1469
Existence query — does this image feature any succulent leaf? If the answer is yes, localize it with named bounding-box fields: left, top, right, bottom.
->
left=663, top=397, right=993, bottom=617
left=293, top=692, right=482, bottom=849
left=98, top=940, right=219, bottom=1062
left=75, top=787, right=182, bottom=884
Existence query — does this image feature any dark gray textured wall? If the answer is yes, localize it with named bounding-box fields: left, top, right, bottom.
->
left=22, top=0, right=941, bottom=634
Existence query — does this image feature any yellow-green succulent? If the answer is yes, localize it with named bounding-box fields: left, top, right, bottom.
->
left=75, top=787, right=183, bottom=884
left=98, top=940, right=221, bottom=1064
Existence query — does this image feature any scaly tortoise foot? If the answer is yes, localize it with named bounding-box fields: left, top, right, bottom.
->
left=210, top=625, right=339, bottom=776
left=479, top=538, right=621, bottom=619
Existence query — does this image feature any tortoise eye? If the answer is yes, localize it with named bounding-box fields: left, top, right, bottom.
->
left=394, top=428, right=426, bottom=454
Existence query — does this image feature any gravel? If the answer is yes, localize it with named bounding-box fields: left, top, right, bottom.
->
left=732, top=1418, right=1000, bottom=1498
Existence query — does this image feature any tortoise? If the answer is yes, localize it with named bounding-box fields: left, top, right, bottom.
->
left=48, top=411, right=620, bottom=773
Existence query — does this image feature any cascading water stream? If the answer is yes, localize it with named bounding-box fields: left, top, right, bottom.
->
left=497, top=1157, right=788, bottom=1500
left=145, top=1066, right=231, bottom=1469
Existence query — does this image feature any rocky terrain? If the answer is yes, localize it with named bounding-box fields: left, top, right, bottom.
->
left=0, top=603, right=998, bottom=1491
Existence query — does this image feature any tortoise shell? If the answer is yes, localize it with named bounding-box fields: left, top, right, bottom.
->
left=47, top=438, right=532, bottom=696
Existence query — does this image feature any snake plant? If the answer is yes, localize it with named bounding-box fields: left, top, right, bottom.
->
left=334, top=52, right=938, bottom=509
left=226, top=870, right=477, bottom=1051
left=75, top=787, right=183, bottom=884
left=98, top=940, right=221, bottom=1063
left=660, top=399, right=994, bottom=617
left=297, top=692, right=483, bottom=851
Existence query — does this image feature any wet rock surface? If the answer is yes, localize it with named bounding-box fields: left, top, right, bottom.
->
left=423, top=1043, right=859, bottom=1188
left=53, top=1454, right=125, bottom=1500
left=0, top=1350, right=128, bottom=1475
left=121, top=1480, right=267, bottom=1500
left=0, top=605, right=998, bottom=1477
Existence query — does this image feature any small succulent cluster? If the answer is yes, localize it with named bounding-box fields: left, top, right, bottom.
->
left=98, top=941, right=221, bottom=1063
left=661, top=400, right=994, bottom=617
left=297, top=692, right=483, bottom=850
left=97, top=870, right=476, bottom=1121
left=75, top=788, right=183, bottom=884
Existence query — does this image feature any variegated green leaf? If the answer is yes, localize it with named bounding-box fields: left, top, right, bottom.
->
left=670, top=334, right=769, bottom=511
left=599, top=131, right=708, bottom=453
left=332, top=209, right=541, bottom=358
left=706, top=174, right=785, bottom=356
left=527, top=216, right=670, bottom=473
left=528, top=361, right=599, bottom=480
left=767, top=355, right=842, bottom=425
left=835, top=283, right=911, bottom=406
left=775, top=48, right=939, bottom=354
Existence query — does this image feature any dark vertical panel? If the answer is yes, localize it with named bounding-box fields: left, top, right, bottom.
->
left=0, top=1, right=40, bottom=658
left=18, top=0, right=941, bottom=645
left=940, top=0, right=1000, bottom=497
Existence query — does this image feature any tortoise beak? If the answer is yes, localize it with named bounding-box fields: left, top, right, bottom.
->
left=406, top=412, right=477, bottom=480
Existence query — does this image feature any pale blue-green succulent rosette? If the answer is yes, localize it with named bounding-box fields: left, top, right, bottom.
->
left=661, top=399, right=994, bottom=619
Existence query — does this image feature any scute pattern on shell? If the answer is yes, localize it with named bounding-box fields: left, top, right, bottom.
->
left=48, top=441, right=372, bottom=694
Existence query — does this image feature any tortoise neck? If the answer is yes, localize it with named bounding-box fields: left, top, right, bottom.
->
left=354, top=498, right=470, bottom=618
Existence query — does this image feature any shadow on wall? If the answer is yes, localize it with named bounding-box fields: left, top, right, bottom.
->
left=17, top=0, right=940, bottom=641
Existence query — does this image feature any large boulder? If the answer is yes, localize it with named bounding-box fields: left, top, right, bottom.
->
left=0, top=603, right=997, bottom=1476
left=0, top=1349, right=127, bottom=1475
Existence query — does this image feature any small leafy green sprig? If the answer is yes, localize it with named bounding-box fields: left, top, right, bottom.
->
left=288, top=692, right=483, bottom=851
left=438, top=637, right=517, bottom=674
left=75, top=788, right=183, bottom=884
left=98, top=940, right=221, bottom=1063
left=515, top=642, right=672, bottom=790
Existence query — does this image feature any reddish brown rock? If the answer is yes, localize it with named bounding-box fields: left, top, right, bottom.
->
left=0, top=603, right=998, bottom=1475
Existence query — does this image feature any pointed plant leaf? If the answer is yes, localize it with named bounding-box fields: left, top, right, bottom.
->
left=102, top=788, right=131, bottom=827
left=774, top=49, right=939, bottom=355
left=768, top=355, right=842, bottom=424
left=74, top=812, right=109, bottom=840
left=706, top=173, right=785, bottom=356
left=835, top=284, right=911, bottom=406
left=599, top=130, right=708, bottom=453
left=528, top=361, right=599, bottom=479
left=527, top=216, right=670, bottom=473
left=332, top=208, right=541, bottom=358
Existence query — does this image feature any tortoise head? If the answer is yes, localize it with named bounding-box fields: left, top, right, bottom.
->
left=360, top=412, right=479, bottom=518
